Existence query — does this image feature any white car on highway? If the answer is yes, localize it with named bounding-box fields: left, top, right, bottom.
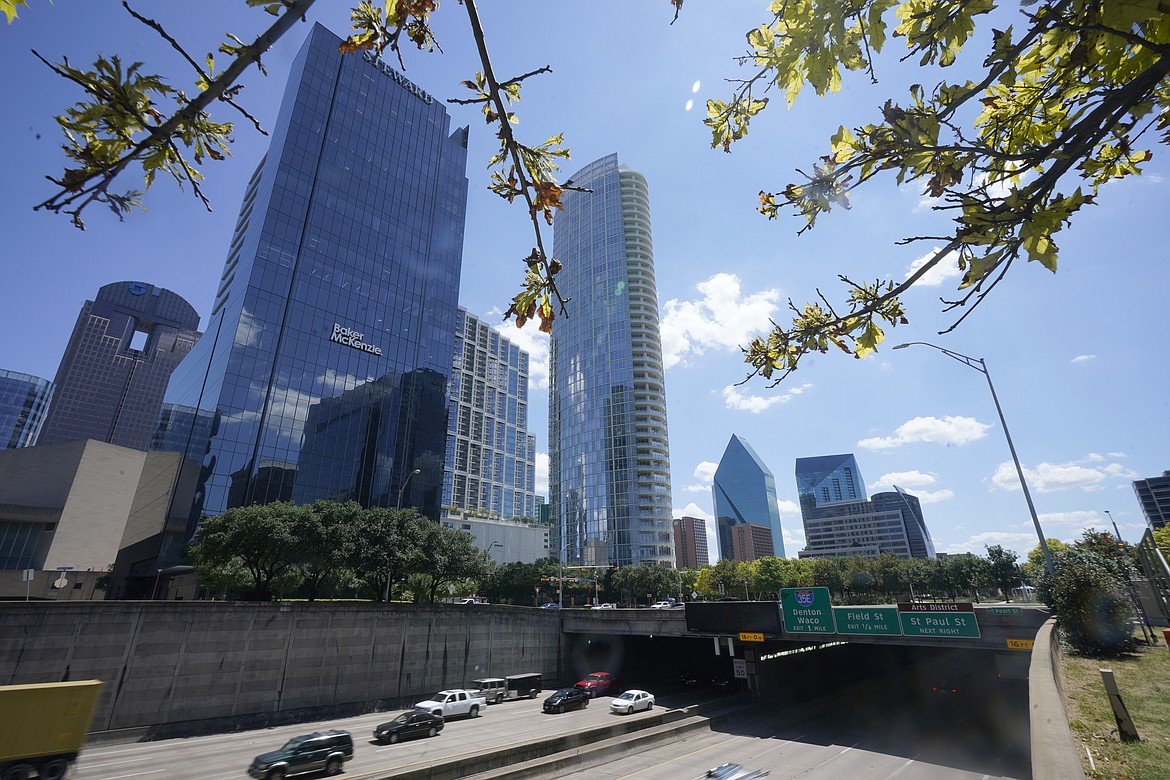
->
left=610, top=689, right=654, bottom=714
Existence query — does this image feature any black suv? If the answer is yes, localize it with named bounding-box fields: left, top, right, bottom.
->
left=542, top=687, right=590, bottom=714
left=248, top=730, right=354, bottom=779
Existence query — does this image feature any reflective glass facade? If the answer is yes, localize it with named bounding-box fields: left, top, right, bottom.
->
left=712, top=434, right=785, bottom=560
left=549, top=154, right=673, bottom=567
left=442, top=308, right=537, bottom=520
left=39, top=282, right=200, bottom=450
left=872, top=489, right=936, bottom=558
left=149, top=24, right=468, bottom=572
left=0, top=369, right=53, bottom=449
left=795, top=454, right=934, bottom=559
left=1133, top=471, right=1170, bottom=529
left=795, top=453, right=866, bottom=517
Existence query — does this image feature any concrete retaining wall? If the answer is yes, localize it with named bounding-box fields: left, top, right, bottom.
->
left=1029, top=618, right=1086, bottom=780
left=0, top=601, right=564, bottom=738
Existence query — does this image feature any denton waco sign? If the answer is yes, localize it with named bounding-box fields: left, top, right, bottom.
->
left=330, top=323, right=382, bottom=356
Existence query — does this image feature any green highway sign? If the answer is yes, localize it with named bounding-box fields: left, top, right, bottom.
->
left=990, top=606, right=1022, bottom=615
left=899, top=610, right=981, bottom=638
left=780, top=587, right=836, bottom=634
left=833, top=606, right=903, bottom=636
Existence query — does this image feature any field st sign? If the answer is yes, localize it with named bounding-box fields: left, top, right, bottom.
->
left=780, top=587, right=836, bottom=634
left=833, top=606, right=902, bottom=636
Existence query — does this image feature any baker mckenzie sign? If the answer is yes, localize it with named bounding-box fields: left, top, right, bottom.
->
left=330, top=323, right=382, bottom=356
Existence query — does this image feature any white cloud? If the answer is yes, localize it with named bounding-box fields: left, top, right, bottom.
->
left=781, top=525, right=806, bottom=557
left=991, top=454, right=1139, bottom=494
left=940, top=531, right=1038, bottom=557
left=858, top=415, right=991, bottom=449
left=778, top=499, right=800, bottom=515
left=660, top=273, right=781, bottom=369
left=869, top=470, right=939, bottom=490
left=905, top=247, right=962, bottom=287
left=866, top=471, right=954, bottom=503
left=1036, top=509, right=1104, bottom=529
left=722, top=382, right=811, bottom=414
left=685, top=460, right=718, bottom=493
left=1070, top=354, right=1097, bottom=364
left=534, top=451, right=549, bottom=498
left=486, top=308, right=550, bottom=389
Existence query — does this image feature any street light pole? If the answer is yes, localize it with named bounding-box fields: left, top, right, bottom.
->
left=397, top=468, right=422, bottom=510
left=893, top=341, right=1055, bottom=575
left=384, top=468, right=423, bottom=602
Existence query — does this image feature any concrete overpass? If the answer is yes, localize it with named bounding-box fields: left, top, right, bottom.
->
left=561, top=601, right=1049, bottom=694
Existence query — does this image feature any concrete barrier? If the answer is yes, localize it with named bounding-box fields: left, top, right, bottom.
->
left=1029, top=618, right=1086, bottom=780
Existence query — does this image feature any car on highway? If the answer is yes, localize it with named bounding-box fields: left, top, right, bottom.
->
left=649, top=600, right=675, bottom=609
left=373, top=710, right=444, bottom=744
left=574, top=671, right=617, bottom=698
left=247, top=730, right=353, bottom=779
left=590, top=602, right=616, bottom=610
left=609, top=689, right=654, bottom=714
left=542, top=687, right=591, bottom=713
left=539, top=602, right=561, bottom=609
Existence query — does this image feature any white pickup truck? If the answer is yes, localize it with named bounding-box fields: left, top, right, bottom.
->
left=414, top=689, right=486, bottom=719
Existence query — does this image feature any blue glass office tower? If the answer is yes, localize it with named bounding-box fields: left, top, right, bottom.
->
left=712, top=434, right=784, bottom=560
left=549, top=154, right=673, bottom=567
left=142, top=24, right=468, bottom=577
left=795, top=453, right=866, bottom=517
left=872, top=489, right=937, bottom=558
left=0, top=370, right=53, bottom=449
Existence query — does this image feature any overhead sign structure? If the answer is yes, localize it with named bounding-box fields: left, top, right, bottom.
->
left=897, top=602, right=980, bottom=638
left=780, top=587, right=836, bottom=634
left=833, top=606, right=903, bottom=636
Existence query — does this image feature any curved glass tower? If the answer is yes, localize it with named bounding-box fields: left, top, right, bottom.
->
left=549, top=154, right=673, bottom=568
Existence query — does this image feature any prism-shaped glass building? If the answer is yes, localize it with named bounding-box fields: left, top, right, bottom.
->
left=712, top=434, right=784, bottom=560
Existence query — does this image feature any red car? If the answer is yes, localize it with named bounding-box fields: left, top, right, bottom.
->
left=574, top=671, right=617, bottom=698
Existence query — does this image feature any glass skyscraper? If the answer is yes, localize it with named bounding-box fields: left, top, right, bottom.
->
left=712, top=434, right=784, bottom=560
left=442, top=308, right=537, bottom=520
left=1133, top=471, right=1170, bottom=529
left=0, top=370, right=53, bottom=450
left=872, top=489, right=936, bottom=558
left=795, top=453, right=866, bottom=517
left=139, top=23, right=468, bottom=579
left=796, top=453, right=935, bottom=559
left=39, top=282, right=201, bottom=450
left=549, top=154, right=673, bottom=567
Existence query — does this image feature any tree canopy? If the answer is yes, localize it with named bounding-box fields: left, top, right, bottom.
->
left=15, top=0, right=1167, bottom=382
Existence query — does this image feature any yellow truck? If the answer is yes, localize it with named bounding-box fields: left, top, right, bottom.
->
left=0, top=680, right=102, bottom=780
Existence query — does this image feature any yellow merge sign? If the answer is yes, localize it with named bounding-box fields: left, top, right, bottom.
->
left=739, top=632, right=764, bottom=642
left=1006, top=638, right=1034, bottom=650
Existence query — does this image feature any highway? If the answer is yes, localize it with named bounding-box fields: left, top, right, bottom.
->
left=72, top=689, right=666, bottom=780
left=72, top=651, right=1028, bottom=780
left=553, top=673, right=1030, bottom=780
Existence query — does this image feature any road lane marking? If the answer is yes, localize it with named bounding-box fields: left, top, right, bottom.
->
left=94, top=769, right=167, bottom=780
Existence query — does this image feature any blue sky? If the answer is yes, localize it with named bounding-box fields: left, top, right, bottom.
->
left=2, top=1, right=1166, bottom=562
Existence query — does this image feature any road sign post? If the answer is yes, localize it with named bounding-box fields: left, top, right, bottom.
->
left=780, top=587, right=836, bottom=634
